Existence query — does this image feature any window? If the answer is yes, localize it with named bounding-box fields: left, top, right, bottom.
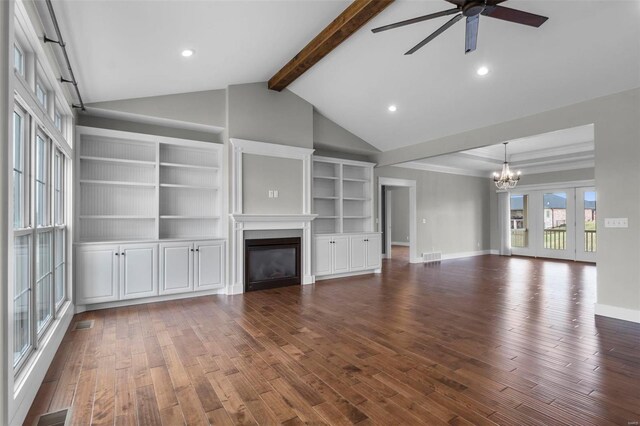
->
left=54, top=109, right=63, bottom=132
left=54, top=151, right=64, bottom=225
left=13, top=234, right=32, bottom=367
left=54, top=151, right=66, bottom=308
left=36, top=79, right=47, bottom=111
left=13, top=109, right=28, bottom=229
left=36, top=134, right=49, bottom=227
left=14, top=44, right=24, bottom=76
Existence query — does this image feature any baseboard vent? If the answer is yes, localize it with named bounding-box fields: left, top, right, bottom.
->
left=73, top=320, right=94, bottom=331
left=36, top=408, right=71, bottom=426
left=422, top=251, right=442, bottom=263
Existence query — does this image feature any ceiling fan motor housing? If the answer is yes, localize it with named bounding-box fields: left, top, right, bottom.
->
left=462, top=2, right=486, bottom=17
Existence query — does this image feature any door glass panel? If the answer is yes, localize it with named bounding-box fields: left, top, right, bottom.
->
left=510, top=195, right=528, bottom=248
left=543, top=192, right=567, bottom=250
left=584, top=191, right=596, bottom=252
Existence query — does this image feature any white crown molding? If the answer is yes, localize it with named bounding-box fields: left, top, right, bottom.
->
left=230, top=138, right=315, bottom=159
left=517, top=159, right=595, bottom=175
left=313, top=155, right=375, bottom=167
left=394, top=161, right=491, bottom=178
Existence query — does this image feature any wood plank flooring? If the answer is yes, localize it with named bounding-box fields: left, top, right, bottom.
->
left=25, top=253, right=640, bottom=425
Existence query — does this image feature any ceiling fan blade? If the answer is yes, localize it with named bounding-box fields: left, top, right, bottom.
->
left=482, top=5, right=548, bottom=27
left=372, top=8, right=459, bottom=33
left=405, top=14, right=463, bottom=55
left=444, top=0, right=465, bottom=5
left=465, top=15, right=479, bottom=54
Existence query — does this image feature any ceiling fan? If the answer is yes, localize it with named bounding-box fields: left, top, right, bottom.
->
left=371, top=0, right=548, bottom=55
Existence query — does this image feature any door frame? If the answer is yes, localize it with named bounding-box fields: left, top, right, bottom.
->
left=377, top=177, right=419, bottom=263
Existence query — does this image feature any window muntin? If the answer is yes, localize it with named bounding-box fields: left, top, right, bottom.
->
left=13, top=110, right=26, bottom=229
left=14, top=44, right=24, bottom=76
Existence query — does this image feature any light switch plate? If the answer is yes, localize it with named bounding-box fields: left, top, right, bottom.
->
left=268, top=190, right=273, bottom=198
left=274, top=190, right=279, bottom=198
left=604, top=218, right=628, bottom=228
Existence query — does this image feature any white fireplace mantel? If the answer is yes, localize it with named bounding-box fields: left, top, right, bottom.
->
left=228, top=139, right=316, bottom=295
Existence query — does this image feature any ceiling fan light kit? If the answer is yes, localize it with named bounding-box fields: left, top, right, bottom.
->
left=372, top=0, right=548, bottom=55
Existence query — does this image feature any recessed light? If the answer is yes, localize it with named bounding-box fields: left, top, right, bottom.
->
left=476, top=66, right=489, bottom=76
left=388, top=105, right=397, bottom=112
left=181, top=49, right=194, bottom=57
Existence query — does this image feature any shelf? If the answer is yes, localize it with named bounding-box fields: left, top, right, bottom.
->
left=317, top=216, right=340, bottom=219
left=80, top=156, right=156, bottom=167
left=160, top=183, right=219, bottom=190
left=343, top=178, right=369, bottom=183
left=313, top=175, right=339, bottom=180
left=160, top=162, right=218, bottom=170
left=160, top=215, right=220, bottom=220
left=80, top=179, right=156, bottom=188
left=343, top=197, right=370, bottom=201
left=344, top=216, right=371, bottom=219
left=79, top=215, right=155, bottom=220
left=314, top=196, right=339, bottom=200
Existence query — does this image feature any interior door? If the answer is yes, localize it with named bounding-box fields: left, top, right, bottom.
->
left=195, top=240, right=225, bottom=290
left=538, top=189, right=576, bottom=260
left=120, top=243, right=158, bottom=300
left=159, top=242, right=193, bottom=295
left=576, top=187, right=597, bottom=262
left=332, top=236, right=350, bottom=274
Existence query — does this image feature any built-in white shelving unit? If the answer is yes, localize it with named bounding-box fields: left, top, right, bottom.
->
left=312, top=156, right=375, bottom=235
left=311, top=156, right=380, bottom=279
left=76, top=127, right=224, bottom=243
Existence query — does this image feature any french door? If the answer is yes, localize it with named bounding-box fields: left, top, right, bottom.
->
left=509, top=187, right=595, bottom=262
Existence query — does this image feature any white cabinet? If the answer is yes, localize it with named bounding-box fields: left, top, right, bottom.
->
left=314, top=236, right=350, bottom=276
left=194, top=241, right=225, bottom=290
left=313, top=233, right=380, bottom=278
left=159, top=240, right=225, bottom=296
left=159, top=242, right=193, bottom=295
left=76, top=244, right=119, bottom=304
left=365, top=234, right=382, bottom=269
left=76, top=242, right=158, bottom=305
left=120, top=244, right=158, bottom=300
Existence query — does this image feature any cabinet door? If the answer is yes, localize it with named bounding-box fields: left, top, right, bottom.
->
left=313, top=237, right=333, bottom=276
left=349, top=236, right=367, bottom=271
left=159, top=242, right=193, bottom=295
left=194, top=240, right=225, bottom=291
left=120, top=243, right=158, bottom=300
left=332, top=236, right=350, bottom=274
left=76, top=244, right=119, bottom=305
left=366, top=234, right=382, bottom=269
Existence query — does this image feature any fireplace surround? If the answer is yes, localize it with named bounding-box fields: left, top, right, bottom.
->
left=244, top=237, right=301, bottom=292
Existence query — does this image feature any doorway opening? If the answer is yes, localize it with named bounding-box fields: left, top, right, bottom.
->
left=378, top=177, right=418, bottom=264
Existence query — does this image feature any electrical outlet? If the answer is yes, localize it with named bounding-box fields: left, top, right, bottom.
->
left=268, top=190, right=274, bottom=198
left=422, top=218, right=426, bottom=224
left=274, top=190, right=279, bottom=198
left=604, top=218, right=628, bottom=228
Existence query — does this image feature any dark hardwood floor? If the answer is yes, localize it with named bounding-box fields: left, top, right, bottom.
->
left=25, top=255, right=640, bottom=425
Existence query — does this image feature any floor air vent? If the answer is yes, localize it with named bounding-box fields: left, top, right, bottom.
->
left=422, top=252, right=442, bottom=263
left=73, top=320, right=94, bottom=330
left=36, top=408, right=71, bottom=426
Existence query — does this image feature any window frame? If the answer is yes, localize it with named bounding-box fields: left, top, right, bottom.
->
left=14, top=43, right=25, bottom=76
left=35, top=77, right=48, bottom=112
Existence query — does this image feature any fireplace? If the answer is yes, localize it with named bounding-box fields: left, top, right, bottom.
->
left=244, top=237, right=301, bottom=292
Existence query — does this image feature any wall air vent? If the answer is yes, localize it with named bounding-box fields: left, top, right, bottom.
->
left=422, top=252, right=442, bottom=263
left=73, top=320, right=94, bottom=330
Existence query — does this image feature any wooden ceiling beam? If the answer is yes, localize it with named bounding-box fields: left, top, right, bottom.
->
left=268, top=0, right=395, bottom=92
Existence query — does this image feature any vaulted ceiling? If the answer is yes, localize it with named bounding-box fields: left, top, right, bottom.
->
left=54, top=0, right=640, bottom=153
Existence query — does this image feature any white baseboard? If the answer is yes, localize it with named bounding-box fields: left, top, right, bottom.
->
left=391, top=242, right=410, bottom=246
left=76, top=288, right=227, bottom=313
left=489, top=249, right=500, bottom=255
left=410, top=257, right=424, bottom=263
left=315, top=269, right=379, bottom=281
left=441, top=250, right=494, bottom=261
left=594, top=303, right=640, bottom=324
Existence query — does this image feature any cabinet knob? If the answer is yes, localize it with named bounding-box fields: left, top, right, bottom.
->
left=196, top=248, right=200, bottom=252
left=115, top=253, right=119, bottom=256
left=121, top=252, right=125, bottom=256
left=190, top=248, right=194, bottom=252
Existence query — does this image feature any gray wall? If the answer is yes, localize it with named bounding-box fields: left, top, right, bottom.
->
left=227, top=82, right=313, bottom=148
left=313, top=110, right=379, bottom=156
left=76, top=114, right=222, bottom=143
left=242, top=154, right=303, bottom=215
left=518, top=167, right=594, bottom=186
left=379, top=88, right=640, bottom=315
left=375, top=166, right=492, bottom=256
left=389, top=187, right=410, bottom=244
left=88, top=89, right=226, bottom=130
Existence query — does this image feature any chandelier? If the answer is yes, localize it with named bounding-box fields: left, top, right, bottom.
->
left=493, top=142, right=521, bottom=190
